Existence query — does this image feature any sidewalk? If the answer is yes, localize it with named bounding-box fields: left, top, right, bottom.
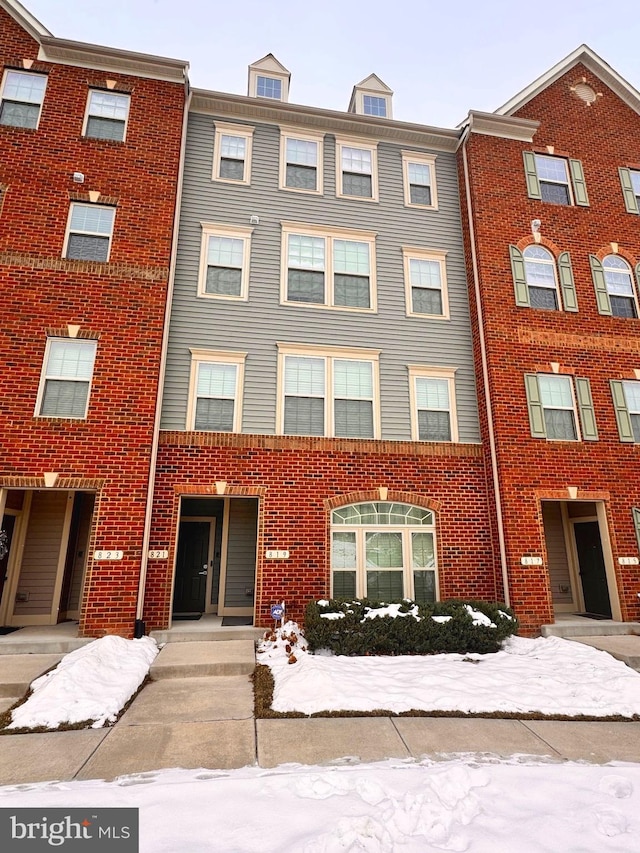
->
left=2, top=637, right=640, bottom=786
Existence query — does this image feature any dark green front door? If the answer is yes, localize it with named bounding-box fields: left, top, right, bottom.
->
left=173, top=521, right=211, bottom=613
left=574, top=521, right=611, bottom=618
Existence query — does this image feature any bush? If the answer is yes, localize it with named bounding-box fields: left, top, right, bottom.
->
left=304, top=597, right=518, bottom=656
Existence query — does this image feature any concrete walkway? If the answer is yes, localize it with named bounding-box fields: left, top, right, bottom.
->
left=1, top=635, right=640, bottom=786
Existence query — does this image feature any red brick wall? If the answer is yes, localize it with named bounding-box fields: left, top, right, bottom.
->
left=0, top=9, right=185, bottom=636
left=145, top=433, right=498, bottom=629
left=459, top=64, right=640, bottom=632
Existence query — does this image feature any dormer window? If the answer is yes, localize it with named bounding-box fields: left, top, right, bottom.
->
left=248, top=54, right=290, bottom=103
left=348, top=74, right=393, bottom=119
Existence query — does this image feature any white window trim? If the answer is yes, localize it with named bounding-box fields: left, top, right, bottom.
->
left=248, top=68, right=289, bottom=102
left=352, top=90, right=393, bottom=119
left=523, top=245, right=561, bottom=309
left=278, top=126, right=324, bottom=195
left=335, top=136, right=379, bottom=202
left=187, top=349, right=247, bottom=432
left=62, top=203, right=115, bottom=262
left=276, top=342, right=381, bottom=438
left=212, top=121, right=254, bottom=185
left=197, top=222, right=253, bottom=301
left=401, top=151, right=438, bottom=210
left=82, top=89, right=131, bottom=142
left=408, top=366, right=459, bottom=443
left=280, top=221, right=377, bottom=312
left=402, top=246, right=449, bottom=320
left=540, top=373, right=581, bottom=442
left=35, top=337, right=97, bottom=420
left=0, top=68, right=47, bottom=130
left=534, top=154, right=574, bottom=205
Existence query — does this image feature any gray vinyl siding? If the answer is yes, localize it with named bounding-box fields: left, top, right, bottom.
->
left=542, top=502, right=573, bottom=605
left=163, top=112, right=480, bottom=442
left=224, top=499, right=257, bottom=607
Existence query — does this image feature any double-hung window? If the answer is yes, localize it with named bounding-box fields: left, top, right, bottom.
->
left=590, top=254, right=639, bottom=319
left=524, top=373, right=598, bottom=441
left=403, top=247, right=448, bottom=318
left=0, top=70, right=47, bottom=129
left=198, top=223, right=252, bottom=300
left=336, top=138, right=378, bottom=200
left=619, top=168, right=640, bottom=214
left=610, top=379, right=640, bottom=443
left=402, top=151, right=437, bottom=209
left=36, top=338, right=97, bottom=419
left=213, top=122, right=254, bottom=185
left=510, top=245, right=578, bottom=312
left=280, top=129, right=323, bottom=193
left=282, top=222, right=376, bottom=310
left=278, top=344, right=379, bottom=438
left=188, top=350, right=246, bottom=432
left=331, top=502, right=438, bottom=604
left=409, top=367, right=458, bottom=442
left=84, top=90, right=130, bottom=141
left=523, top=152, right=589, bottom=207
left=64, top=204, right=115, bottom=262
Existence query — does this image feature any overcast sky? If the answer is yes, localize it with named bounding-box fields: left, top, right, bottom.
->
left=25, top=0, right=640, bottom=127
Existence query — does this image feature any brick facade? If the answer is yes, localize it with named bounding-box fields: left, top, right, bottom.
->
left=0, top=4, right=186, bottom=636
left=459, top=60, right=640, bottom=633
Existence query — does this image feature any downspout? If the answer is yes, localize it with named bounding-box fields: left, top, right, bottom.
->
left=135, top=74, right=192, bottom=637
left=459, top=122, right=510, bottom=607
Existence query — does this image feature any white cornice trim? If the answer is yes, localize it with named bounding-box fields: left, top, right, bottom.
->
left=1, top=0, right=51, bottom=40
left=37, top=37, right=189, bottom=83
left=190, top=89, right=460, bottom=151
left=462, top=110, right=539, bottom=142
left=495, top=44, right=640, bottom=118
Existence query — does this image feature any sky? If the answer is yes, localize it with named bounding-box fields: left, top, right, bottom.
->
left=23, top=0, right=640, bottom=128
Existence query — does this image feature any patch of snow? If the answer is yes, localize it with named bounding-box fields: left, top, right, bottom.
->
left=320, top=612, right=345, bottom=620
left=498, top=609, right=515, bottom=621
left=362, top=603, right=421, bottom=621
left=432, top=615, right=453, bottom=623
left=464, top=605, right=496, bottom=628
left=9, top=636, right=158, bottom=730
left=316, top=599, right=330, bottom=607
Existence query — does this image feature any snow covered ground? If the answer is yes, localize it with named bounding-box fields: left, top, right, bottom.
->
left=1, top=759, right=639, bottom=851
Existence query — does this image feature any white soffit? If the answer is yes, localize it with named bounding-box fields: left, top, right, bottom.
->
left=495, top=44, right=640, bottom=118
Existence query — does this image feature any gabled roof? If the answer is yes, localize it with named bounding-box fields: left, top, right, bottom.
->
left=353, top=73, right=393, bottom=94
left=1, top=0, right=52, bottom=39
left=496, top=44, right=640, bottom=118
left=248, top=53, right=291, bottom=78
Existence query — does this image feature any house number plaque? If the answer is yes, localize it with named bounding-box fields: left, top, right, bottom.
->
left=94, top=550, right=123, bottom=560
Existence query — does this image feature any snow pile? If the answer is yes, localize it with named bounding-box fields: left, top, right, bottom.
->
left=9, top=635, right=159, bottom=730
left=258, top=621, right=309, bottom=665
left=362, top=602, right=421, bottom=621
left=259, top=627, right=640, bottom=717
left=1, top=760, right=639, bottom=852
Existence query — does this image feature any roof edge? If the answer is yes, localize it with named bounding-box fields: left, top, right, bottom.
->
left=463, top=110, right=540, bottom=142
left=1, top=0, right=52, bottom=40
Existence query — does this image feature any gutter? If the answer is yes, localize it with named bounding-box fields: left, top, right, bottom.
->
left=458, top=123, right=511, bottom=607
left=134, top=76, right=192, bottom=636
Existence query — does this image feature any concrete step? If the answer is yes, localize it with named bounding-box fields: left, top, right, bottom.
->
left=0, top=654, right=62, bottom=696
left=150, top=640, right=256, bottom=679
left=541, top=621, right=640, bottom=638
left=150, top=628, right=264, bottom=644
left=569, top=635, right=640, bottom=672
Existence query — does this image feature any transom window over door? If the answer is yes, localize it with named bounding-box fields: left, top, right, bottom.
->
left=331, top=502, right=437, bottom=604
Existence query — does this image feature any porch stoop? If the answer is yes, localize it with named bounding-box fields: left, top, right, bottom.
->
left=568, top=635, right=640, bottom=674
left=149, top=640, right=256, bottom=679
left=541, top=620, right=640, bottom=638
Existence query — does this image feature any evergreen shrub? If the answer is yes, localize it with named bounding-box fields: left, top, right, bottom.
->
left=304, top=598, right=518, bottom=656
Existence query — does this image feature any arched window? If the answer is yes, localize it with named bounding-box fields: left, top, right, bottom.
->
left=603, top=255, right=638, bottom=318
left=523, top=245, right=559, bottom=310
left=331, top=501, right=437, bottom=604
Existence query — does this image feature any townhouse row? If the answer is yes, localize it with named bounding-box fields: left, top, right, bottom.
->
left=1, top=0, right=639, bottom=638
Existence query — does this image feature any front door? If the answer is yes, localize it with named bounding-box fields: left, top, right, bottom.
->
left=574, top=521, right=611, bottom=618
left=173, top=520, right=212, bottom=614
left=0, top=514, right=16, bottom=608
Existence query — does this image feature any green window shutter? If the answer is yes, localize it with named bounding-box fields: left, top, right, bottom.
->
left=509, top=245, right=530, bottom=307
left=557, top=251, right=578, bottom=312
left=590, top=255, right=612, bottom=315
left=575, top=377, right=598, bottom=440
left=569, top=159, right=589, bottom=206
left=633, top=508, right=640, bottom=551
left=619, top=168, right=639, bottom=214
left=610, top=380, right=635, bottom=442
left=522, top=151, right=541, bottom=200
left=524, top=374, right=546, bottom=438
